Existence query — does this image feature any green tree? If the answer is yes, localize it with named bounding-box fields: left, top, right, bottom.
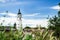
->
left=48, top=15, right=60, bottom=38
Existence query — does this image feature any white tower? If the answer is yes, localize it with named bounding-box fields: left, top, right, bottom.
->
left=16, top=9, right=22, bottom=30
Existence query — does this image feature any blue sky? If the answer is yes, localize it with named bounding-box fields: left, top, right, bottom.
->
left=0, top=0, right=60, bottom=27
left=0, top=0, right=60, bottom=17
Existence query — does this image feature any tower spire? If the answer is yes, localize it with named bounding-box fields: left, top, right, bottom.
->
left=18, top=9, right=21, bottom=14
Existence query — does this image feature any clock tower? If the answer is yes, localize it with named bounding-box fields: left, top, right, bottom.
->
left=16, top=9, right=22, bottom=30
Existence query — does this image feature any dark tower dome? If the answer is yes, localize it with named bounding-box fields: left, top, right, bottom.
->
left=18, top=9, right=21, bottom=14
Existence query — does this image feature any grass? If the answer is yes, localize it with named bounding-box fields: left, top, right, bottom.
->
left=0, top=26, right=60, bottom=40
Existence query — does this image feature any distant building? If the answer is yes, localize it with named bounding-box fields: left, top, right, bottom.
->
left=16, top=9, right=22, bottom=30
left=0, top=9, right=22, bottom=31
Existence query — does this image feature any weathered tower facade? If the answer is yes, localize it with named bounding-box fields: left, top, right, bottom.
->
left=16, top=9, right=22, bottom=30
left=58, top=3, right=60, bottom=17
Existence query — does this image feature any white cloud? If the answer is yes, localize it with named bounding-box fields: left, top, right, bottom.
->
left=0, top=1, right=32, bottom=7
left=0, top=12, right=17, bottom=17
left=0, top=0, right=7, bottom=3
left=23, top=13, right=39, bottom=16
left=23, top=13, right=51, bottom=19
left=7, top=13, right=17, bottom=17
left=22, top=19, right=48, bottom=28
left=51, top=5, right=60, bottom=10
left=0, top=12, right=49, bottom=28
left=0, top=17, right=48, bottom=28
left=0, top=17, right=17, bottom=26
left=0, top=0, right=16, bottom=3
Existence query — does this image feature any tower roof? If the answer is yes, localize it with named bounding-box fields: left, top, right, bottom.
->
left=18, top=9, right=21, bottom=14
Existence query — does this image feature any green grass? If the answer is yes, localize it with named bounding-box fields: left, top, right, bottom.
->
left=0, top=26, right=60, bottom=40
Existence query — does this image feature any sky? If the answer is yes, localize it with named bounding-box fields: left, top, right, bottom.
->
left=0, top=0, right=60, bottom=28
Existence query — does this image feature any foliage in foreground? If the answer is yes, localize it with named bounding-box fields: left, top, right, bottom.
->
left=0, top=27, right=60, bottom=40
left=0, top=28, right=23, bottom=40
left=48, top=16, right=60, bottom=38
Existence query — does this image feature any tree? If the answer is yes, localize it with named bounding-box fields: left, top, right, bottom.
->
left=14, top=23, right=16, bottom=29
left=48, top=15, right=60, bottom=38
left=24, top=26, right=31, bottom=29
